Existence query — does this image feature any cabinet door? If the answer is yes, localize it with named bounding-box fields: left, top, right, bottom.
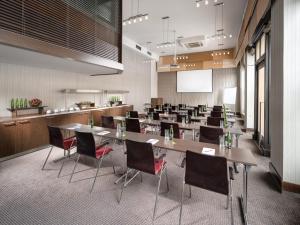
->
left=0, top=121, right=17, bottom=157
left=18, top=118, right=49, bottom=153
left=17, top=120, right=32, bottom=153
left=92, top=110, right=104, bottom=126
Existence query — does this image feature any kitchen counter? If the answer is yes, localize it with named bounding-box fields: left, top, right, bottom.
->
left=0, top=105, right=133, bottom=123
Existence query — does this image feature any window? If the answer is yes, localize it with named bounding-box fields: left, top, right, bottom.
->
left=260, top=34, right=266, bottom=56
left=256, top=40, right=261, bottom=61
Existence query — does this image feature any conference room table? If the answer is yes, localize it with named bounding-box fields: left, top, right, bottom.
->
left=113, top=117, right=242, bottom=145
left=190, top=116, right=236, bottom=125
left=58, top=123, right=256, bottom=225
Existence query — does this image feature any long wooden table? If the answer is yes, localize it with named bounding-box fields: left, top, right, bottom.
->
left=59, top=123, right=256, bottom=225
left=113, top=117, right=242, bottom=144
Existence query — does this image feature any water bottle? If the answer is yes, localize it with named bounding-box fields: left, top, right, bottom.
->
left=170, top=125, right=174, bottom=141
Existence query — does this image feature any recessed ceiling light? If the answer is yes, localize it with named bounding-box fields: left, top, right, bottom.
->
left=229, top=34, right=232, bottom=38
left=128, top=20, right=131, bottom=24
left=123, top=21, right=126, bottom=26
left=145, top=15, right=149, bottom=20
left=205, top=0, right=209, bottom=5
left=196, top=2, right=200, bottom=7
left=139, top=17, right=143, bottom=22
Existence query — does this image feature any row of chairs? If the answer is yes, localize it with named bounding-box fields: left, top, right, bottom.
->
left=42, top=114, right=234, bottom=224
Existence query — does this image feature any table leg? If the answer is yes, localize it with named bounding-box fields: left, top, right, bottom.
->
left=239, top=164, right=251, bottom=225
left=192, top=129, right=195, bottom=141
left=234, top=134, right=241, bottom=173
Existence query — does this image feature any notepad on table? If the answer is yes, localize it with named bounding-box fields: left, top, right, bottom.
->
left=97, top=131, right=111, bottom=136
left=202, top=147, right=215, bottom=156
left=147, top=139, right=159, bottom=145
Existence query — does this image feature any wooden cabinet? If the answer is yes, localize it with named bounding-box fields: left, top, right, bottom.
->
left=0, top=105, right=133, bottom=158
left=0, top=121, right=18, bottom=157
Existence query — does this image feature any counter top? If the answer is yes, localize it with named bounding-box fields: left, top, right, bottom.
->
left=0, top=105, right=133, bottom=123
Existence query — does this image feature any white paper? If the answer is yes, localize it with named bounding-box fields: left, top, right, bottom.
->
left=97, top=131, right=111, bottom=135
left=202, top=147, right=215, bottom=156
left=68, top=125, right=81, bottom=130
left=147, top=139, right=159, bottom=145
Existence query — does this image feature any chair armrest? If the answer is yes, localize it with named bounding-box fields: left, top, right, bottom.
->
left=229, top=166, right=234, bottom=180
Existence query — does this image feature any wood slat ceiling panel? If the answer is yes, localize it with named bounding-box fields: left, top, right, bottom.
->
left=0, top=0, right=22, bottom=33
left=0, top=0, right=121, bottom=63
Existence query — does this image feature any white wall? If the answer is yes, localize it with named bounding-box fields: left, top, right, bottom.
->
left=158, top=68, right=239, bottom=111
left=0, top=45, right=153, bottom=116
left=270, top=0, right=300, bottom=185
left=239, top=64, right=246, bottom=116
left=246, top=51, right=255, bottom=129
left=282, top=0, right=300, bottom=185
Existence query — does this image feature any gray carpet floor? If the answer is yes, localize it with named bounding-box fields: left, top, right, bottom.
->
left=0, top=131, right=299, bottom=225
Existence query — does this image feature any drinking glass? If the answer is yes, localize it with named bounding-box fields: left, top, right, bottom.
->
left=164, top=129, right=170, bottom=141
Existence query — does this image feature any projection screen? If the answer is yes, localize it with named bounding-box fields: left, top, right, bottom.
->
left=177, top=69, right=213, bottom=92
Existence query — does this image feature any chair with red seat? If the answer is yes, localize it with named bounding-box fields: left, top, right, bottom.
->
left=119, top=139, right=169, bottom=221
left=129, top=111, right=139, bottom=118
left=101, top=116, right=115, bottom=129
left=199, top=126, right=223, bottom=144
left=69, top=131, right=115, bottom=193
left=125, top=118, right=141, bottom=133
left=42, top=126, right=77, bottom=174
left=179, top=151, right=234, bottom=225
left=207, top=116, right=223, bottom=127
left=160, top=121, right=180, bottom=139
left=211, top=111, right=222, bottom=117
left=213, top=105, right=223, bottom=112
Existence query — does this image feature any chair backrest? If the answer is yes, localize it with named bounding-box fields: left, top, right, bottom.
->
left=129, top=111, right=139, bottom=118
left=211, top=111, right=222, bottom=117
left=48, top=126, right=64, bottom=149
left=75, top=131, right=96, bottom=158
left=126, top=118, right=141, bottom=133
left=153, top=112, right=160, bottom=120
left=198, top=105, right=205, bottom=112
left=156, top=110, right=164, bottom=114
left=178, top=104, right=186, bottom=109
left=101, top=116, right=115, bottom=129
left=148, top=107, right=155, bottom=113
left=199, top=126, right=223, bottom=144
left=213, top=105, right=223, bottom=112
left=160, top=122, right=180, bottom=138
left=176, top=114, right=185, bottom=123
left=187, top=109, right=193, bottom=116
left=126, top=139, right=156, bottom=175
left=185, top=151, right=229, bottom=195
left=171, top=106, right=176, bottom=110
left=207, top=116, right=223, bottom=126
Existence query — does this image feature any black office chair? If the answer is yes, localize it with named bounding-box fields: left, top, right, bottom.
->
left=211, top=111, right=222, bottom=117
left=178, top=104, right=186, bottom=109
left=176, top=114, right=186, bottom=123
left=126, top=118, right=141, bottom=133
left=69, top=131, right=115, bottom=193
left=119, top=140, right=169, bottom=221
left=129, top=111, right=139, bottom=118
left=179, top=151, right=234, bottom=225
left=198, top=105, right=206, bottom=112
left=213, top=105, right=223, bottom=112
left=42, top=126, right=77, bottom=176
left=148, top=107, right=155, bottom=113
left=207, top=116, right=223, bottom=127
left=101, top=116, right=115, bottom=129
left=199, top=126, right=223, bottom=144
left=171, top=105, right=176, bottom=110
left=160, top=122, right=180, bottom=139
left=153, top=112, right=160, bottom=120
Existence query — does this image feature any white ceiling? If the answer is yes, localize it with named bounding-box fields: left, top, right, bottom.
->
left=123, top=0, right=247, bottom=56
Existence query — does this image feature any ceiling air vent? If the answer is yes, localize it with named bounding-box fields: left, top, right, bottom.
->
left=178, top=35, right=205, bottom=49
left=136, top=44, right=142, bottom=51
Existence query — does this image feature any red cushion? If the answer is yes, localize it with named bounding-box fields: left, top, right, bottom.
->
left=154, top=160, right=166, bottom=174
left=96, top=146, right=113, bottom=159
left=63, top=136, right=76, bottom=150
